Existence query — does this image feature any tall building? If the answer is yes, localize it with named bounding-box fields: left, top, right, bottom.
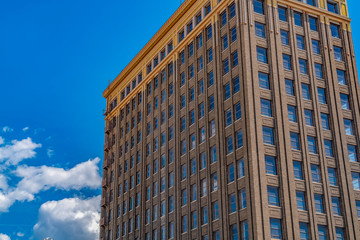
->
left=101, top=0, right=360, bottom=239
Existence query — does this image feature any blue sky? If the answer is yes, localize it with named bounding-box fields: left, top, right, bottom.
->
left=0, top=0, right=359, bottom=239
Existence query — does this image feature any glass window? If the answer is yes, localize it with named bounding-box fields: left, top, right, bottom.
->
left=285, top=79, right=294, bottom=96
left=270, top=219, right=282, bottom=239
left=290, top=132, right=300, bottom=150
left=238, top=158, right=245, bottom=178
left=263, top=126, right=275, bottom=145
left=268, top=186, right=280, bottom=206
left=299, top=222, right=309, bottom=240
left=222, top=34, right=228, bottom=50
left=352, top=172, right=360, bottom=190
left=299, top=59, right=308, bottom=74
left=330, top=23, right=340, bottom=38
left=335, top=228, right=344, bottom=240
left=340, top=94, right=350, bottom=110
left=212, top=201, right=219, bottom=220
left=201, top=206, right=208, bottom=225
left=337, top=69, right=346, bottom=85
left=348, top=145, right=358, bottom=162
left=328, top=168, right=337, bottom=186
left=225, top=109, right=232, bottom=127
left=240, top=188, right=247, bottom=209
left=221, top=11, right=227, bottom=27
left=223, top=58, right=229, bottom=74
left=288, top=105, right=297, bottom=122
left=265, top=155, right=277, bottom=175
left=229, top=193, right=237, bottom=213
left=327, top=1, right=339, bottom=14
left=294, top=12, right=303, bottom=27
left=255, top=22, right=266, bottom=38
left=232, top=51, right=238, bottom=68
left=280, top=30, right=289, bottom=45
left=321, top=113, right=330, bottom=130
left=229, top=3, right=236, bottom=19
left=314, top=194, right=324, bottom=213
left=294, top=161, right=303, bottom=180
left=228, top=163, right=235, bottom=183
left=236, top=130, right=243, bottom=149
left=318, top=88, right=327, bottom=104
left=312, top=40, right=320, bottom=54
left=309, top=16, right=318, bottom=31
left=297, top=35, right=305, bottom=50
left=257, top=47, right=268, bottom=64
left=261, top=99, right=272, bottom=117
left=324, top=140, right=334, bottom=157
left=304, top=109, right=314, bottom=126
left=253, top=0, right=264, bottom=14
left=296, top=191, right=306, bottom=211
left=318, top=225, right=327, bottom=240
left=308, top=136, right=317, bottom=154
left=356, top=201, right=360, bottom=219
left=283, top=54, right=292, bottom=70
left=311, top=164, right=321, bottom=183
left=315, top=63, right=323, bottom=79
left=259, top=72, right=270, bottom=89
left=334, top=46, right=343, bottom=61
left=235, top=102, right=242, bottom=120
left=226, top=136, right=234, bottom=154
left=344, top=119, right=354, bottom=135
left=231, top=27, right=237, bottom=42
left=207, top=48, right=213, bottom=62
left=278, top=7, right=287, bottom=22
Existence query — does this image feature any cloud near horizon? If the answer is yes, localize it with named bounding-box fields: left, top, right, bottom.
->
left=33, top=196, right=101, bottom=240
left=0, top=137, right=41, bottom=166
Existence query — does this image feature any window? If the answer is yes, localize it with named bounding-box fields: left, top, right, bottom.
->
left=210, top=146, right=217, bottom=163
left=265, top=156, right=277, bottom=175
left=228, top=163, right=235, bottom=183
left=236, top=130, right=243, bottom=149
left=222, top=34, right=228, bottom=50
left=280, top=30, right=289, bottom=45
left=352, top=172, right=360, bottom=190
left=288, top=105, right=297, bottom=122
left=223, top=58, right=229, bottom=74
left=311, top=164, right=321, bottom=183
left=294, top=161, right=303, bottom=180
left=207, top=48, right=213, bottom=62
left=290, top=132, right=300, bottom=150
left=344, top=119, right=354, bottom=135
left=199, top=79, right=204, bottom=94
left=229, top=3, right=236, bottom=18
left=328, top=168, right=337, bottom=186
left=229, top=193, right=237, bottom=213
left=197, top=34, right=203, bottom=48
left=179, top=30, right=185, bottom=42
left=253, top=0, right=264, bottom=14
left=191, top=184, right=197, bottom=201
left=261, top=99, right=272, bottom=117
left=330, top=23, right=340, bottom=38
left=239, top=188, right=247, bottom=209
left=309, top=16, right=318, bottom=31
left=302, top=84, right=311, bottom=100
left=236, top=158, right=245, bottom=179
left=211, top=172, right=218, bottom=192
left=270, top=219, right=282, bottom=239
left=337, top=69, right=346, bottom=85
left=224, top=84, right=231, bottom=101
left=324, top=140, right=334, bottom=157
left=315, top=63, right=323, bottom=79
left=336, top=228, right=344, bottom=240
left=259, top=72, right=270, bottom=89
left=201, top=178, right=207, bottom=197
left=181, top=189, right=187, bottom=206
left=297, top=35, right=305, bottom=50
left=327, top=1, right=339, bottom=14
left=255, top=22, right=266, bottom=38
left=198, top=56, right=204, bottom=71
left=278, top=6, right=287, bottom=22
left=206, top=25, right=212, bottom=40
left=201, top=206, right=208, bottom=225
left=299, top=223, right=309, bottom=240
left=297, top=191, right=306, bottom=211
left=212, top=201, right=219, bottom=220
left=348, top=145, right=358, bottom=162
left=321, top=113, right=330, bottom=130
left=304, top=109, right=314, bottom=126
left=205, top=4, right=211, bottom=16
left=257, top=47, right=268, bottom=63
left=230, top=224, right=238, bottom=240
left=318, top=225, right=327, bottom=240
left=312, top=40, right=320, bottom=54
left=285, top=79, right=294, bottom=96
left=299, top=59, right=308, bottom=74
left=283, top=54, right=292, bottom=70
left=334, top=46, right=343, bottom=61
left=231, top=27, right=237, bottom=42
left=356, top=201, right=360, bottom=219
left=225, top=109, right=232, bottom=127
left=314, top=194, right=324, bottom=213
left=308, top=136, right=317, bottom=154
left=294, top=12, right=303, bottom=27
left=189, top=42, right=194, bottom=57
left=268, top=186, right=280, bottom=206
left=209, top=95, right=215, bottom=111
left=263, top=127, right=275, bottom=145
left=221, top=11, right=227, bottom=27
left=232, top=51, right=238, bottom=67
left=191, top=211, right=198, bottom=229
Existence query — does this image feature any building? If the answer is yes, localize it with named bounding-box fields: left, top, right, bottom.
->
left=100, top=0, right=360, bottom=239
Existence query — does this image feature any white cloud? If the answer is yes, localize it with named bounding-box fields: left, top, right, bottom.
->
left=22, top=127, right=29, bottom=132
left=0, top=158, right=101, bottom=212
left=46, top=148, right=54, bottom=158
left=0, top=137, right=4, bottom=145
left=33, top=196, right=100, bottom=240
left=2, top=127, right=13, bottom=133
left=0, top=137, right=41, bottom=166
left=16, top=232, right=24, bottom=237
left=0, top=175, right=8, bottom=191
left=0, top=233, right=11, bottom=240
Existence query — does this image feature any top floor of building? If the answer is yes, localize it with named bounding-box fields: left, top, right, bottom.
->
left=103, top=0, right=351, bottom=119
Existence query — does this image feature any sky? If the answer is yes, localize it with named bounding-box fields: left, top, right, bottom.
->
left=0, top=0, right=359, bottom=239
